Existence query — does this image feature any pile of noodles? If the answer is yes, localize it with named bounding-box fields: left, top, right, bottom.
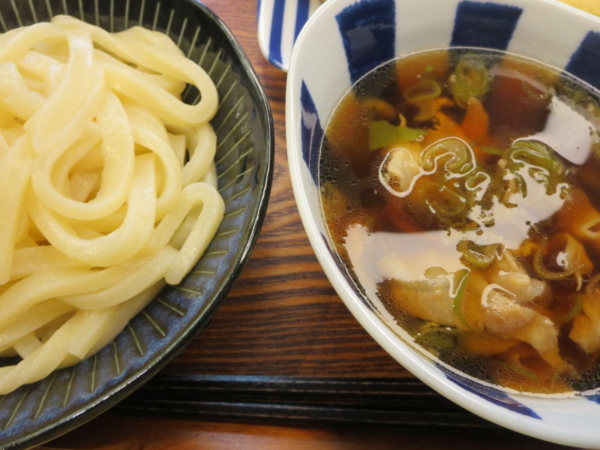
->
left=0, top=16, right=224, bottom=394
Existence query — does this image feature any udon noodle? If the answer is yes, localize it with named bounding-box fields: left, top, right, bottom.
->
left=0, top=16, right=224, bottom=394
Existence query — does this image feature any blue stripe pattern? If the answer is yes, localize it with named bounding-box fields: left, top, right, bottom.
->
left=336, top=0, right=396, bottom=84
left=566, top=31, right=600, bottom=91
left=294, top=0, right=311, bottom=40
left=451, top=1, right=523, bottom=50
left=586, top=394, right=600, bottom=404
left=444, top=371, right=541, bottom=419
left=300, top=81, right=323, bottom=183
left=269, top=0, right=286, bottom=69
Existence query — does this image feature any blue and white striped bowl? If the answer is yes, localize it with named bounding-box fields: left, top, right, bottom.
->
left=286, top=0, right=600, bottom=446
left=257, top=0, right=321, bottom=70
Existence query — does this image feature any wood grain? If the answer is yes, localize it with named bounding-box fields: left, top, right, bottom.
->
left=44, top=414, right=577, bottom=450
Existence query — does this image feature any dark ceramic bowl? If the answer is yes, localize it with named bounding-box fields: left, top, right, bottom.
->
left=0, top=0, right=274, bottom=448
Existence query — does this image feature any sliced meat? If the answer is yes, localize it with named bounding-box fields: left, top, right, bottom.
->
left=512, top=315, right=562, bottom=367
left=389, top=267, right=560, bottom=367
left=481, top=287, right=561, bottom=367
left=570, top=313, right=600, bottom=354
left=389, top=272, right=465, bottom=330
left=380, top=144, right=422, bottom=195
left=570, top=293, right=600, bottom=354
left=489, top=251, right=547, bottom=304
left=558, top=189, right=600, bottom=256
left=481, top=289, right=536, bottom=335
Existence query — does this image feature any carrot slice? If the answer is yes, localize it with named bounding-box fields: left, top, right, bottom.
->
left=424, top=112, right=468, bottom=146
left=462, top=97, right=489, bottom=142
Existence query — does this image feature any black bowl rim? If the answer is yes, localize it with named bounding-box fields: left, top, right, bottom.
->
left=5, top=1, right=275, bottom=448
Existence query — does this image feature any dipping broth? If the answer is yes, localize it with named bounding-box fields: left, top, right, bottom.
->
left=320, top=48, right=600, bottom=394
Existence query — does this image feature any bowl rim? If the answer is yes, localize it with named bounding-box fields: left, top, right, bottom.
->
left=286, top=0, right=600, bottom=447
left=4, top=0, right=275, bottom=448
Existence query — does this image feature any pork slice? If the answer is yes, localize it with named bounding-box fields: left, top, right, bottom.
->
left=482, top=289, right=561, bottom=367
left=490, top=251, right=547, bottom=304
left=389, top=274, right=465, bottom=330
left=570, top=294, right=600, bottom=354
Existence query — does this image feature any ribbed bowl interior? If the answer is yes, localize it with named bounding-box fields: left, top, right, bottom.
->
left=0, top=0, right=273, bottom=448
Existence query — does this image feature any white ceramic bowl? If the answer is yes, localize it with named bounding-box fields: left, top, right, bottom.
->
left=286, top=0, right=600, bottom=447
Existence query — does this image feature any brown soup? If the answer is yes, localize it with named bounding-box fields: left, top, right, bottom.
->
left=320, top=48, right=600, bottom=394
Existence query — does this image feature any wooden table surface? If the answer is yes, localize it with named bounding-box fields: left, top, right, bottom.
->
left=40, top=1, right=582, bottom=449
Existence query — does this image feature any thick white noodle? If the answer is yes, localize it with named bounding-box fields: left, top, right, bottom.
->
left=0, top=16, right=224, bottom=394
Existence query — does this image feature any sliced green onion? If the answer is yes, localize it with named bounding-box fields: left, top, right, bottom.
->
left=559, top=294, right=584, bottom=325
left=422, top=138, right=474, bottom=176
left=452, top=269, right=472, bottom=329
left=426, top=184, right=467, bottom=216
left=500, top=169, right=528, bottom=208
left=507, top=140, right=565, bottom=195
left=513, top=171, right=527, bottom=198
left=413, top=99, right=438, bottom=122
left=457, top=240, right=499, bottom=268
left=502, top=362, right=539, bottom=380
left=455, top=55, right=490, bottom=91
left=480, top=146, right=504, bottom=156
left=533, top=239, right=577, bottom=280
left=449, top=82, right=471, bottom=108
left=465, top=170, right=490, bottom=190
left=465, top=170, right=491, bottom=204
left=450, top=55, right=491, bottom=108
left=584, top=95, right=600, bottom=116
left=404, top=78, right=442, bottom=103
left=414, top=176, right=473, bottom=223
left=509, top=141, right=562, bottom=173
left=368, top=120, right=426, bottom=151
left=415, top=322, right=459, bottom=356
